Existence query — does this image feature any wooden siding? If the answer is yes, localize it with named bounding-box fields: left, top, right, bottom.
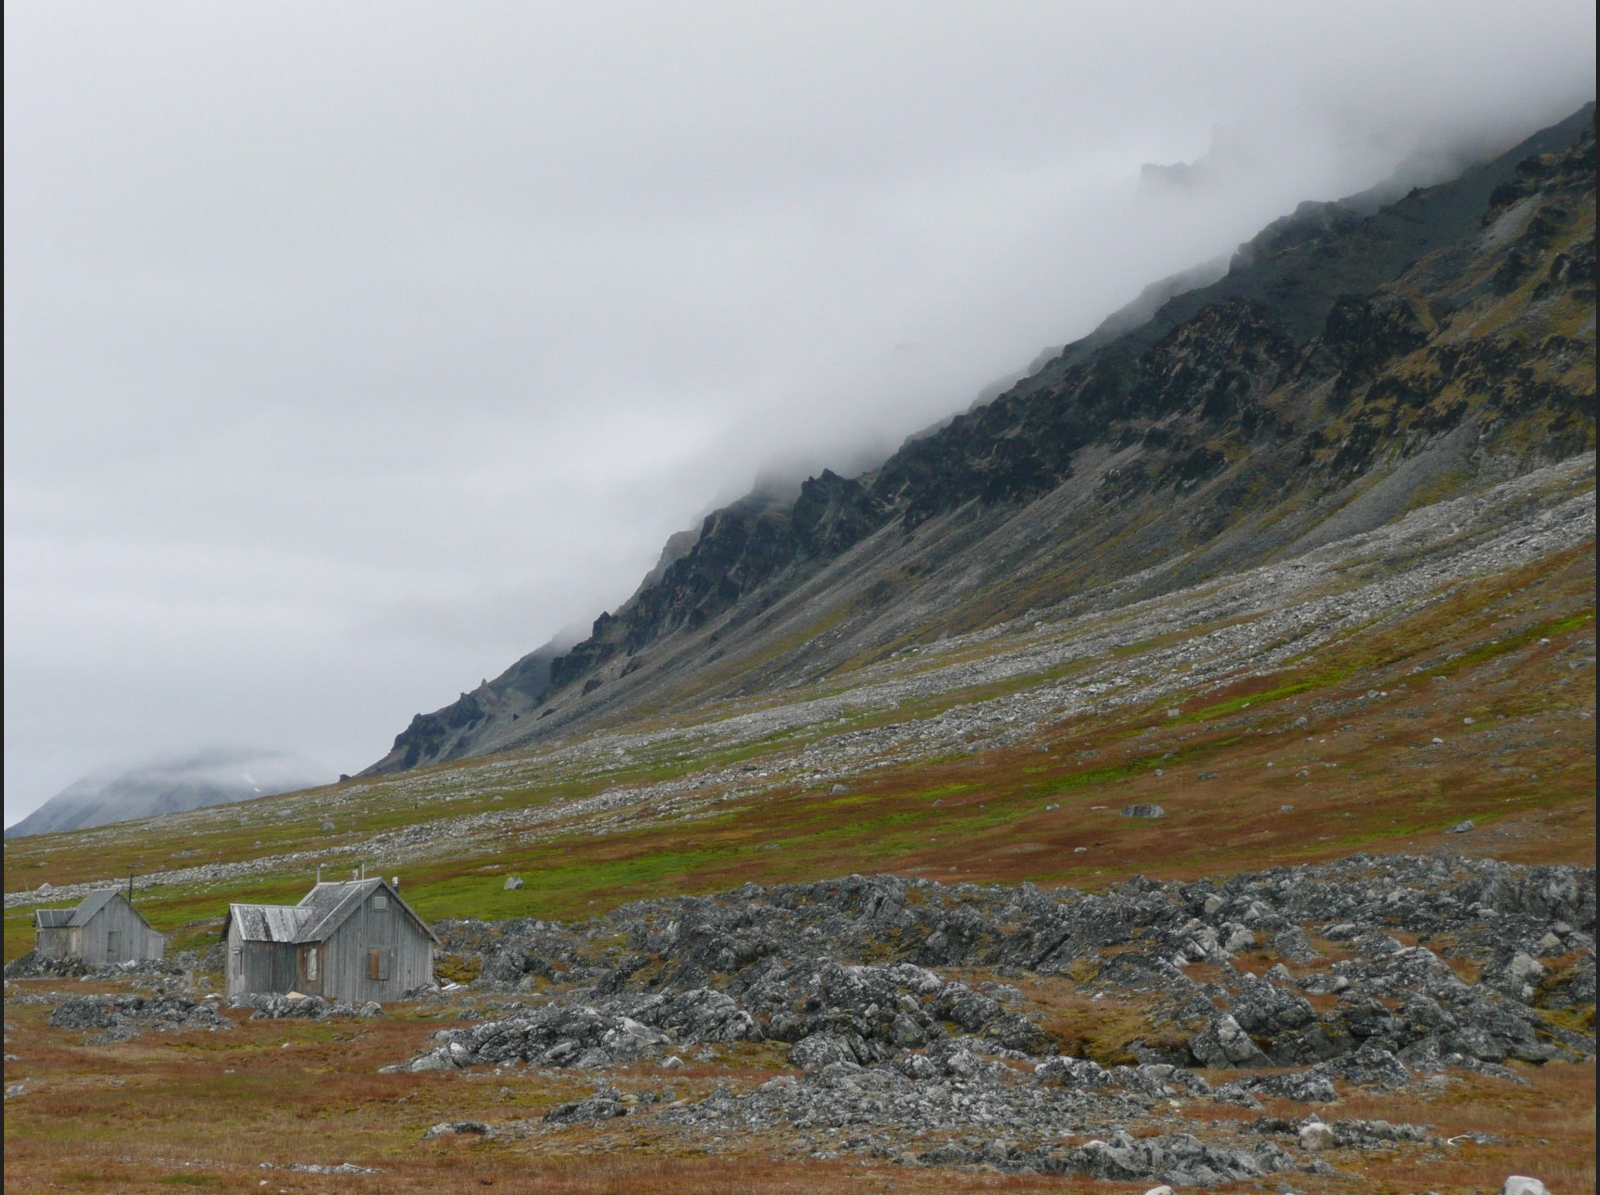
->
left=318, top=888, right=434, bottom=1002
left=224, top=882, right=434, bottom=1002
left=36, top=893, right=163, bottom=964
left=35, top=926, right=79, bottom=961
left=79, top=897, right=164, bottom=964
left=225, top=920, right=298, bottom=999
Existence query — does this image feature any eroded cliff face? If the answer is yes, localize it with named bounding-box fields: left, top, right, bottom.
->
left=365, top=106, right=1595, bottom=778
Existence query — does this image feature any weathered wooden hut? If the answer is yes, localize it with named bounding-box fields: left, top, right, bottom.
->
left=221, top=877, right=437, bottom=1002
left=33, top=889, right=165, bottom=964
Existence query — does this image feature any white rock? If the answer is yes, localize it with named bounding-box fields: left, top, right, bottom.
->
left=1222, top=925, right=1256, bottom=953
left=1298, top=1121, right=1337, bottom=1150
left=1502, top=1178, right=1549, bottom=1195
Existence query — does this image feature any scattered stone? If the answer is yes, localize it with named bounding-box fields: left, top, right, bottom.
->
left=49, top=994, right=232, bottom=1042
left=364, top=857, right=1592, bottom=1173
left=545, top=1087, right=629, bottom=1125
left=504, top=875, right=524, bottom=890
left=1123, top=804, right=1167, bottom=819
left=423, top=1121, right=489, bottom=1139
left=233, top=993, right=366, bottom=1021
left=1298, top=1120, right=1337, bottom=1150
left=4, top=951, right=186, bottom=983
left=1446, top=820, right=1475, bottom=834
left=1190, top=1013, right=1271, bottom=1068
left=1502, top=1177, right=1549, bottom=1195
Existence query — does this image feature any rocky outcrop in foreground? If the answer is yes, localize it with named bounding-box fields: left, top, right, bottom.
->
left=396, top=855, right=1593, bottom=1183
left=47, top=993, right=231, bottom=1043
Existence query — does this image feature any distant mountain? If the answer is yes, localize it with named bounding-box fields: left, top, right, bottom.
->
left=364, top=103, right=1596, bottom=777
left=5, top=749, right=332, bottom=839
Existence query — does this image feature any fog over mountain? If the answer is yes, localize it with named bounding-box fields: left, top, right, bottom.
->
left=5, top=0, right=1594, bottom=827
left=3, top=749, right=333, bottom=839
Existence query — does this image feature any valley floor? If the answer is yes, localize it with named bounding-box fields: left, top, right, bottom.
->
left=4, top=856, right=1595, bottom=1194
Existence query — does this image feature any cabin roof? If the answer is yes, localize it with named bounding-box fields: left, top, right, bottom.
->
left=226, top=878, right=438, bottom=946
left=227, top=903, right=315, bottom=943
left=34, top=889, right=145, bottom=930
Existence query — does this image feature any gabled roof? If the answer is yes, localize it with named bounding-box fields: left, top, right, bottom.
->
left=297, top=879, right=440, bottom=945
left=34, top=889, right=149, bottom=930
left=69, top=889, right=122, bottom=925
left=225, top=878, right=438, bottom=946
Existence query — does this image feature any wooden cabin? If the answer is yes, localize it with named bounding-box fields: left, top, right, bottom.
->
left=33, top=889, right=165, bottom=964
left=222, top=877, right=437, bottom=1002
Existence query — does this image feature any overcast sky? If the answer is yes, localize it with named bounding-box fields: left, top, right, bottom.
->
left=5, top=1, right=1594, bottom=827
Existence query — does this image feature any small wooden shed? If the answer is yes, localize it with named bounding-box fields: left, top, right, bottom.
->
left=221, top=877, right=437, bottom=1003
left=33, top=889, right=165, bottom=964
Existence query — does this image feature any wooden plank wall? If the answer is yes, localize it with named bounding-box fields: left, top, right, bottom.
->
left=83, top=897, right=163, bottom=964
left=35, top=927, right=77, bottom=960
left=322, top=890, right=434, bottom=1003
left=226, top=924, right=297, bottom=998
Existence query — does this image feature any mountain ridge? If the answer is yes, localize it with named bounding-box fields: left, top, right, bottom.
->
left=363, top=103, right=1595, bottom=778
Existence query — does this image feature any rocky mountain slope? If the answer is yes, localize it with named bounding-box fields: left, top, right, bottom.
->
left=365, top=104, right=1595, bottom=778
left=3, top=749, right=331, bottom=840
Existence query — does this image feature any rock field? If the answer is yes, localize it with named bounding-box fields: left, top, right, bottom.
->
left=370, top=853, right=1595, bottom=1184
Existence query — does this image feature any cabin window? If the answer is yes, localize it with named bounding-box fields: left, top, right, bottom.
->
left=306, top=947, right=318, bottom=982
left=371, top=895, right=389, bottom=910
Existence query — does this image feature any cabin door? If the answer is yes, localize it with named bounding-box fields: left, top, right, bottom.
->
left=297, top=944, right=324, bottom=995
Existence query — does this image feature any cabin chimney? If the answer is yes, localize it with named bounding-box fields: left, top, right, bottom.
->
left=128, top=873, right=135, bottom=905
left=392, top=875, right=400, bottom=891
left=316, top=865, right=323, bottom=884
